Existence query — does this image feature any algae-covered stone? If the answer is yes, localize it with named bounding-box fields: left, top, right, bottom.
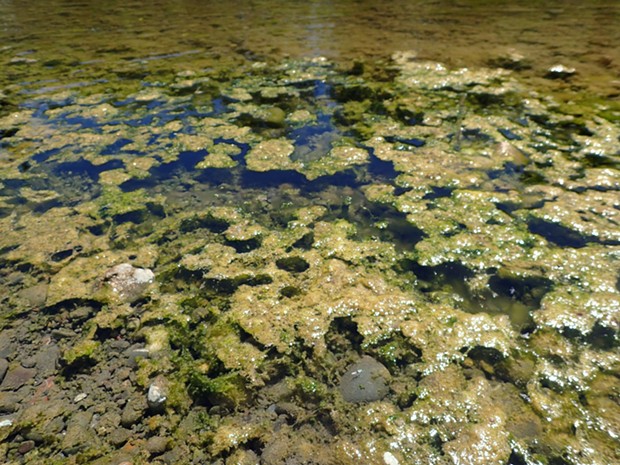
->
left=46, top=247, right=158, bottom=306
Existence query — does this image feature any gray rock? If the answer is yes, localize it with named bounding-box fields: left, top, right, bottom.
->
left=0, top=333, right=14, bottom=359
left=0, top=391, right=19, bottom=413
left=146, top=436, right=169, bottom=455
left=35, top=344, right=60, bottom=377
left=126, top=346, right=150, bottom=366
left=17, top=283, right=48, bottom=308
left=0, top=365, right=37, bottom=391
left=21, top=357, right=37, bottom=368
left=51, top=328, right=77, bottom=340
left=108, top=427, right=131, bottom=447
left=103, top=263, right=155, bottom=303
left=339, top=356, right=391, bottom=403
left=61, top=410, right=98, bottom=454
left=120, top=395, right=146, bottom=428
left=0, top=359, right=8, bottom=383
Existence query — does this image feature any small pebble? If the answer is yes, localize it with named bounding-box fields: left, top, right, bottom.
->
left=18, top=440, right=35, bottom=454
left=545, top=64, right=576, bottom=80
left=147, top=377, right=168, bottom=411
left=384, top=451, right=400, bottom=465
left=74, top=393, right=88, bottom=403
left=0, top=418, right=14, bottom=428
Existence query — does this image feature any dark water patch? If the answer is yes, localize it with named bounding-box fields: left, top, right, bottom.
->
left=193, top=168, right=236, bottom=186
left=60, top=115, right=100, bottom=130
left=0, top=127, right=18, bottom=139
left=423, top=186, right=454, bottom=200
left=367, top=332, right=422, bottom=372
left=289, top=122, right=340, bottom=163
left=508, top=451, right=529, bottom=465
left=291, top=232, right=315, bottom=251
left=587, top=322, right=617, bottom=350
left=17, top=160, right=32, bottom=173
left=275, top=256, right=310, bottom=273
left=488, top=275, right=551, bottom=308
left=52, top=158, right=102, bottom=181
left=31, top=197, right=63, bottom=213
left=411, top=261, right=475, bottom=285
left=582, top=152, right=620, bottom=169
left=280, top=286, right=302, bottom=298
left=32, top=147, right=62, bottom=163
left=210, top=97, right=231, bottom=116
left=498, top=128, right=523, bottom=140
left=120, top=150, right=208, bottom=191
left=394, top=106, right=425, bottom=126
left=87, top=223, right=107, bottom=236
left=460, top=128, right=494, bottom=143
left=384, top=135, right=426, bottom=148
left=367, top=152, right=399, bottom=182
left=0, top=178, right=27, bottom=196
left=527, top=217, right=587, bottom=248
left=240, top=169, right=308, bottom=190
left=180, top=213, right=230, bottom=234
left=225, top=237, right=262, bottom=253
left=325, top=316, right=363, bottom=355
left=407, top=261, right=539, bottom=328
left=203, top=274, right=273, bottom=296
left=111, top=204, right=165, bottom=225
left=100, top=138, right=133, bottom=155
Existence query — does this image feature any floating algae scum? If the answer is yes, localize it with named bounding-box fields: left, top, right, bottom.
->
left=0, top=1, right=619, bottom=464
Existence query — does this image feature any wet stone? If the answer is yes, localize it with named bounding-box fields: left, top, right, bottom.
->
left=62, top=410, right=98, bottom=454
left=0, top=359, right=7, bottom=383
left=545, top=64, right=576, bottom=80
left=35, top=344, right=60, bottom=377
left=147, top=377, right=168, bottom=412
left=146, top=436, right=170, bottom=455
left=17, top=440, right=35, bottom=455
left=51, top=328, right=77, bottom=339
left=0, top=331, right=14, bottom=359
left=0, top=391, right=19, bottom=413
left=0, top=365, right=36, bottom=391
left=103, top=263, right=155, bottom=303
left=108, top=427, right=131, bottom=447
left=339, top=356, right=391, bottom=403
left=16, top=283, right=48, bottom=307
left=120, top=395, right=147, bottom=428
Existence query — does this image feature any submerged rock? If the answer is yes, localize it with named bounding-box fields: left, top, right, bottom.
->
left=339, top=356, right=391, bottom=403
left=103, top=263, right=155, bottom=303
left=147, top=376, right=168, bottom=412
left=545, top=64, right=576, bottom=80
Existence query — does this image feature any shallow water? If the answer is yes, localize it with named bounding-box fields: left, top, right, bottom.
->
left=0, top=1, right=619, bottom=465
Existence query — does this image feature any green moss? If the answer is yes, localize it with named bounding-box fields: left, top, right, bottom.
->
left=188, top=371, right=251, bottom=409
left=61, top=339, right=100, bottom=367
left=292, top=376, right=328, bottom=403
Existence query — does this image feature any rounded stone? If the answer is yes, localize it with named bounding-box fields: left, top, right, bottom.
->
left=339, top=356, right=391, bottom=403
left=146, top=436, right=169, bottom=455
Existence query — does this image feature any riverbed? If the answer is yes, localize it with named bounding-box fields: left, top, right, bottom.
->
left=0, top=1, right=619, bottom=464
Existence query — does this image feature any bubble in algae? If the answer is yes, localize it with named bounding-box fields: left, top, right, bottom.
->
left=339, top=356, right=390, bottom=403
